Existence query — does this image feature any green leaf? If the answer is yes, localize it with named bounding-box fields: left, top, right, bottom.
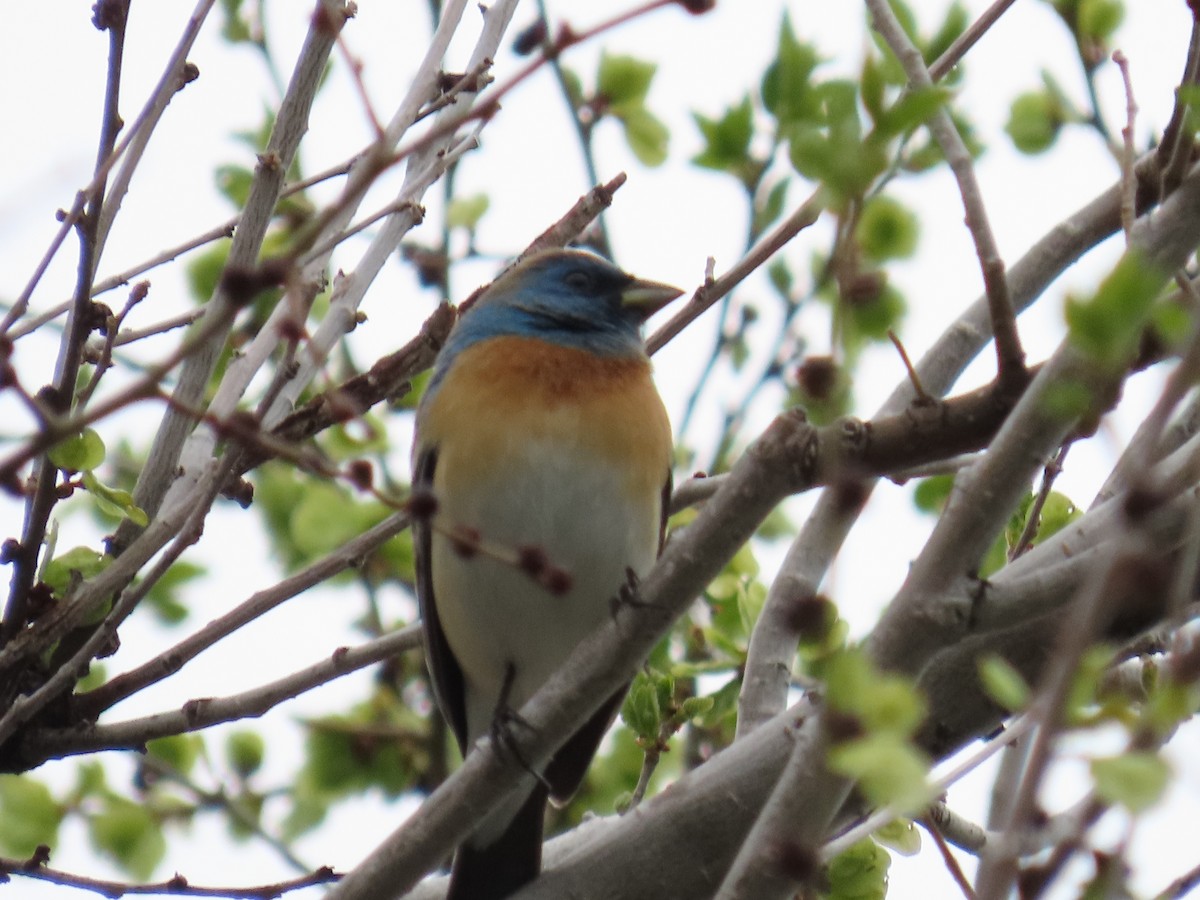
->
left=692, top=96, right=755, bottom=173
left=89, top=797, right=166, bottom=880
left=978, top=655, right=1031, bottom=711
left=753, top=181, right=789, bottom=239
left=824, top=649, right=926, bottom=737
left=843, top=283, right=906, bottom=344
left=621, top=672, right=664, bottom=741
left=874, top=818, right=921, bottom=856
left=186, top=239, right=232, bottom=304
left=1066, top=252, right=1166, bottom=368
left=144, top=561, right=205, bottom=625
left=978, top=531, right=1009, bottom=578
left=927, top=2, right=970, bottom=65
left=873, top=86, right=950, bottom=138
left=226, top=730, right=266, bottom=778
left=1091, top=751, right=1169, bottom=812
left=1005, top=90, right=1064, bottom=154
left=1035, top=492, right=1081, bottom=543
left=219, top=0, right=253, bottom=43
left=82, top=471, right=148, bottom=527
left=1077, top=0, right=1124, bottom=42
left=857, top=195, right=919, bottom=262
left=761, top=14, right=821, bottom=125
left=678, top=695, right=716, bottom=722
left=0, top=776, right=64, bottom=856
left=826, top=838, right=891, bottom=900
left=147, top=734, right=203, bottom=776
left=913, top=474, right=954, bottom=514
left=49, top=428, right=106, bottom=472
left=75, top=662, right=107, bottom=693
left=829, top=733, right=933, bottom=813
left=619, top=106, right=670, bottom=167
left=597, top=53, right=657, bottom=107
left=447, top=193, right=489, bottom=232
left=1065, top=644, right=1117, bottom=725
left=215, top=164, right=254, bottom=208
left=737, top=579, right=767, bottom=636
left=43, top=546, right=112, bottom=596
left=74, top=761, right=108, bottom=799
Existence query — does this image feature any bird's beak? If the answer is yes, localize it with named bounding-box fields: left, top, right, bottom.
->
left=621, top=277, right=684, bottom=321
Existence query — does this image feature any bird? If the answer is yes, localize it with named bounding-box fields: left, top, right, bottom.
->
left=411, top=248, right=681, bottom=899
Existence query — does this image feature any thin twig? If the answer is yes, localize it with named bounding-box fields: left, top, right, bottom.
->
left=1112, top=50, right=1139, bottom=242
left=928, top=0, right=1020, bottom=82
left=0, top=0, right=217, bottom=338
left=0, top=854, right=338, bottom=899
left=26, top=625, right=422, bottom=762
left=866, top=0, right=1026, bottom=391
left=647, top=189, right=824, bottom=355
left=920, top=813, right=978, bottom=900
left=1007, top=443, right=1070, bottom=561
left=76, top=511, right=412, bottom=718
left=1, top=2, right=132, bottom=644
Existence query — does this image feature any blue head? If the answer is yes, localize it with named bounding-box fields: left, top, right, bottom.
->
left=435, top=249, right=683, bottom=370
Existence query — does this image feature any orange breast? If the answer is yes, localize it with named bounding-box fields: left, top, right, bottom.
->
left=419, top=336, right=672, bottom=501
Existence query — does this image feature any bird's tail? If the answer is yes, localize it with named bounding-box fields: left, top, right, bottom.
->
left=447, top=782, right=548, bottom=900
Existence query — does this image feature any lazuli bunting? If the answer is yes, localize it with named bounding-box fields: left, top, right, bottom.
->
left=412, top=249, right=681, bottom=899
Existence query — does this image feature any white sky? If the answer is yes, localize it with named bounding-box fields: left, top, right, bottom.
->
left=1, top=1, right=1197, bottom=898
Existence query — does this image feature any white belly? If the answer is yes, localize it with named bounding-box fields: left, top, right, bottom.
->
left=431, top=436, right=660, bottom=744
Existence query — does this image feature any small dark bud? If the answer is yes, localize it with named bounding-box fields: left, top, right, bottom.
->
left=840, top=270, right=886, bottom=306
left=541, top=566, right=573, bottom=596
left=772, top=839, right=819, bottom=882
left=27, top=582, right=55, bottom=620
left=0, top=539, right=20, bottom=564
left=22, top=844, right=51, bottom=871
left=92, top=0, right=127, bottom=31
left=512, top=19, right=548, bottom=56
left=277, top=316, right=307, bottom=343
left=406, top=488, right=438, bottom=521
left=676, top=0, right=716, bottom=13
left=167, top=874, right=189, bottom=890
left=36, top=385, right=68, bottom=414
left=517, top=544, right=548, bottom=577
left=402, top=244, right=449, bottom=289
left=1167, top=635, right=1200, bottom=685
left=129, top=280, right=150, bottom=305
left=450, top=526, right=479, bottom=558
left=795, top=356, right=839, bottom=401
left=227, top=478, right=255, bottom=509
left=346, top=459, right=374, bottom=491
left=1122, top=485, right=1163, bottom=522
left=89, top=301, right=114, bottom=335
left=785, top=592, right=834, bottom=641
left=823, top=708, right=865, bottom=742
left=179, top=62, right=200, bottom=88
left=0, top=470, right=24, bottom=497
left=219, top=259, right=288, bottom=307
left=831, top=476, right=869, bottom=514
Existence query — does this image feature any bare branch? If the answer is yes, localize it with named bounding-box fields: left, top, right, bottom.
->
left=0, top=853, right=339, bottom=899
left=21, top=624, right=421, bottom=763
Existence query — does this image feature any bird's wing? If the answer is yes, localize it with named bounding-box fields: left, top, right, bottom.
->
left=413, top=445, right=469, bottom=753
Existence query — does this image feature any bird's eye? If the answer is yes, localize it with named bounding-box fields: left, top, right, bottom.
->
left=564, top=270, right=597, bottom=293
